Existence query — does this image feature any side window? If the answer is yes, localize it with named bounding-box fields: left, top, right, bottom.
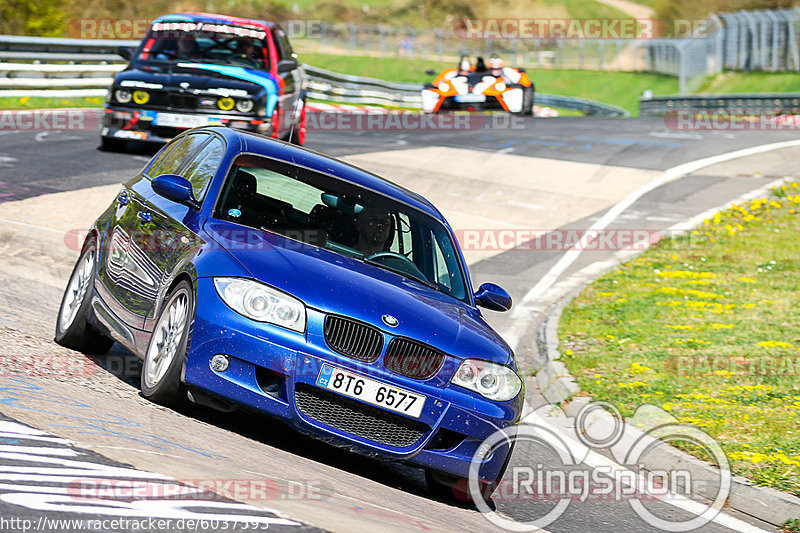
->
left=148, top=133, right=208, bottom=177
left=432, top=236, right=452, bottom=290
left=389, top=213, right=413, bottom=258
left=182, top=137, right=225, bottom=202
left=278, top=30, right=294, bottom=58
left=145, top=139, right=180, bottom=177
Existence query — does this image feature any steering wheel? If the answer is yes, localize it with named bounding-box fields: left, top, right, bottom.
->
left=366, top=252, right=428, bottom=283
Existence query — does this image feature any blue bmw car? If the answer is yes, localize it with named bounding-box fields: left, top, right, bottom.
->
left=55, top=126, right=523, bottom=498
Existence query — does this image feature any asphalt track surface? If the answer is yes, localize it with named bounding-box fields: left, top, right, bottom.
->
left=0, top=115, right=797, bottom=533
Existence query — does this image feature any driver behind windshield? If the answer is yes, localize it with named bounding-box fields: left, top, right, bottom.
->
left=236, top=39, right=255, bottom=57
left=353, top=207, right=392, bottom=256
left=154, top=34, right=199, bottom=60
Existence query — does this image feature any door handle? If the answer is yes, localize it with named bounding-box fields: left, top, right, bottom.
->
left=137, top=210, right=152, bottom=224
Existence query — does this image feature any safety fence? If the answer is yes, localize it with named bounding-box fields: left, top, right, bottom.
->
left=0, top=36, right=628, bottom=115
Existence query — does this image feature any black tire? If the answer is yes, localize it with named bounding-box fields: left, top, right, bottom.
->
left=425, top=440, right=515, bottom=502
left=140, top=280, right=193, bottom=407
left=100, top=136, right=127, bottom=152
left=425, top=469, right=499, bottom=502
left=54, top=236, right=113, bottom=355
left=522, top=86, right=535, bottom=116
left=288, top=99, right=307, bottom=146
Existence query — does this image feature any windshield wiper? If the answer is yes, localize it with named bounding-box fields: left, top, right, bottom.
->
left=362, top=258, right=439, bottom=291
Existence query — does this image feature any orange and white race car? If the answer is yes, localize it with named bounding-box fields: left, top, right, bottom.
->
left=422, top=56, right=534, bottom=114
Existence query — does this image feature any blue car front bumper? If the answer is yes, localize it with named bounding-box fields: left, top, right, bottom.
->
left=183, top=277, right=523, bottom=481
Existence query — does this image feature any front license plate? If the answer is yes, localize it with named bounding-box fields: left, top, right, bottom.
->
left=316, top=364, right=426, bottom=418
left=155, top=113, right=209, bottom=128
left=455, top=94, right=486, bottom=103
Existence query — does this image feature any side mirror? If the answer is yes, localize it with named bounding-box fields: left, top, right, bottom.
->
left=277, top=58, right=298, bottom=73
left=474, top=283, right=512, bottom=312
left=117, top=46, right=134, bottom=61
left=425, top=69, right=436, bottom=76
left=152, top=174, right=199, bottom=209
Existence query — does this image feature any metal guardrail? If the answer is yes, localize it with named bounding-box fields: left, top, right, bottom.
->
left=304, top=64, right=423, bottom=107
left=640, top=93, right=800, bottom=116
left=537, top=93, right=628, bottom=117
left=0, top=34, right=627, bottom=115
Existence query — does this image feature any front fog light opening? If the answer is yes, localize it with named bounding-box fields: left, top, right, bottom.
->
left=211, top=354, right=230, bottom=372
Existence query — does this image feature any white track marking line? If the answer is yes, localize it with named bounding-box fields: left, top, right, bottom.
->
left=0, top=218, right=66, bottom=234
left=503, top=138, right=800, bottom=349
left=525, top=411, right=772, bottom=533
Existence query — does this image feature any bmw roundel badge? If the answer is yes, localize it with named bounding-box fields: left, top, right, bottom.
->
left=382, top=314, right=398, bottom=327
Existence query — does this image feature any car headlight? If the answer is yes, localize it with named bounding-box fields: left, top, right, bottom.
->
left=495, top=82, right=506, bottom=92
left=437, top=82, right=450, bottom=92
left=235, top=99, right=254, bottom=113
left=451, top=359, right=521, bottom=401
left=115, top=89, right=132, bottom=104
left=132, top=90, right=150, bottom=105
left=213, top=278, right=306, bottom=332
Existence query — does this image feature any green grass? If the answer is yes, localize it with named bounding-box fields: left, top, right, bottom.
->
left=302, top=53, right=678, bottom=115
left=531, top=69, right=677, bottom=114
left=697, top=71, right=800, bottom=94
left=2, top=63, right=798, bottom=117
left=301, top=52, right=452, bottom=84
left=542, top=0, right=630, bottom=20
left=559, top=181, right=800, bottom=495
left=784, top=518, right=800, bottom=533
left=0, top=96, right=105, bottom=110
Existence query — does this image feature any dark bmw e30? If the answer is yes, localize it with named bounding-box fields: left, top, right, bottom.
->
left=56, top=126, right=523, bottom=498
left=102, top=13, right=307, bottom=151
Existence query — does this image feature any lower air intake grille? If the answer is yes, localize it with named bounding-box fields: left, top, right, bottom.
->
left=384, top=338, right=446, bottom=379
left=323, top=315, right=383, bottom=362
left=295, top=383, right=428, bottom=448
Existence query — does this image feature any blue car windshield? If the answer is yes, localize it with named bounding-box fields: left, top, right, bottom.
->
left=136, top=21, right=269, bottom=69
left=213, top=154, right=468, bottom=302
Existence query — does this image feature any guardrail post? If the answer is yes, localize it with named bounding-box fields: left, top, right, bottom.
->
left=678, top=42, right=687, bottom=94
left=435, top=29, right=443, bottom=61
left=348, top=23, right=356, bottom=49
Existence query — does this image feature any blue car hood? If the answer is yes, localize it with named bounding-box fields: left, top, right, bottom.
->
left=204, top=220, right=513, bottom=365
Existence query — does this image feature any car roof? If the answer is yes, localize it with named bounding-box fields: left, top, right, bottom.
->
left=152, top=12, right=278, bottom=33
left=204, top=127, right=446, bottom=221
